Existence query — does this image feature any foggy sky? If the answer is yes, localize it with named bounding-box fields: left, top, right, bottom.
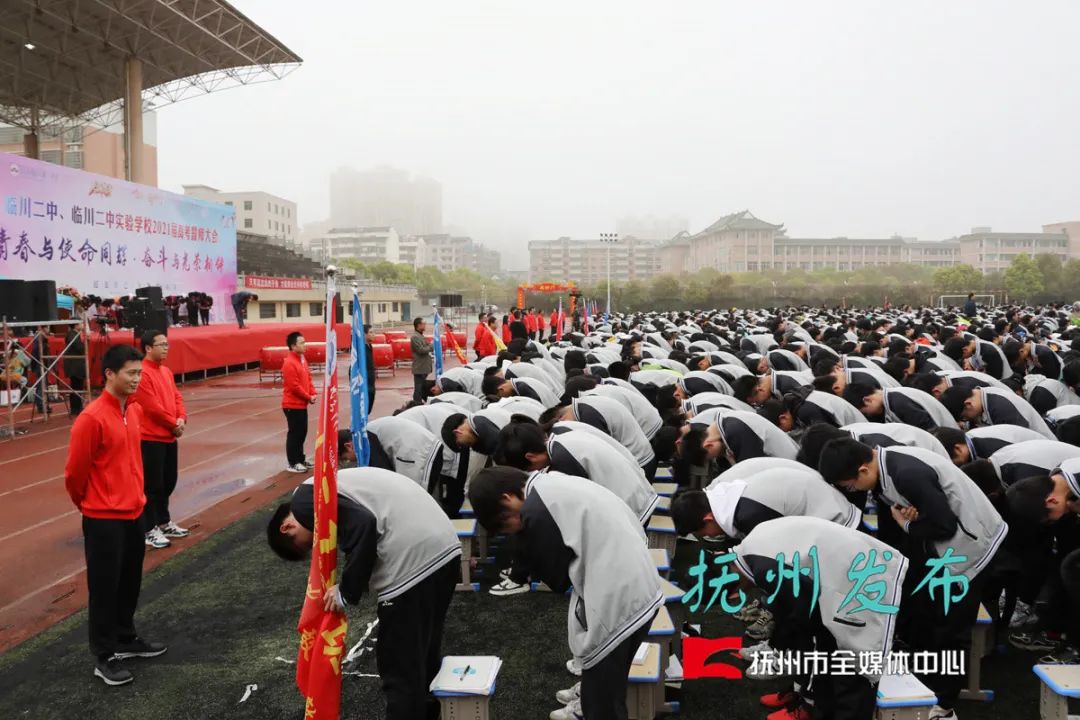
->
left=156, top=1, right=1080, bottom=269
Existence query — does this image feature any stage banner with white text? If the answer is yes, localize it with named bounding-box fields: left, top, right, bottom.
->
left=0, top=151, right=237, bottom=312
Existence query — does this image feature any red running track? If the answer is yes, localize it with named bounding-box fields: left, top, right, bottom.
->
left=0, top=361, right=426, bottom=653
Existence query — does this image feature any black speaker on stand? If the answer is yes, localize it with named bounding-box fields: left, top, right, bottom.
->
left=26, top=280, right=57, bottom=322
left=0, top=279, right=30, bottom=324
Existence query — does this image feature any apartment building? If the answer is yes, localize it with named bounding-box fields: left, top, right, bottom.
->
left=308, top=226, right=401, bottom=264
left=419, top=234, right=501, bottom=275
left=956, top=227, right=1070, bottom=274
left=0, top=117, right=158, bottom=185
left=183, top=185, right=297, bottom=247
left=529, top=236, right=660, bottom=285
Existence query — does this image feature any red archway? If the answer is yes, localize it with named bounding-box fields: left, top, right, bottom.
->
left=517, top=282, right=577, bottom=315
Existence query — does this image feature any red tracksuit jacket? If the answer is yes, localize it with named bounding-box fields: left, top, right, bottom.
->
left=282, top=352, right=315, bottom=409
left=64, top=392, right=146, bottom=520
left=133, top=358, right=186, bottom=443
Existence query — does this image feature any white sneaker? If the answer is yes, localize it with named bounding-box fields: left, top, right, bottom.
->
left=144, top=527, right=171, bottom=549
left=565, top=657, right=582, bottom=676
left=287, top=463, right=309, bottom=474
left=555, top=681, right=580, bottom=705
left=548, top=699, right=582, bottom=720
left=159, top=521, right=189, bottom=538
left=928, top=707, right=957, bottom=720
left=1009, top=600, right=1036, bottom=629
left=488, top=578, right=530, bottom=597
left=303, top=459, right=315, bottom=469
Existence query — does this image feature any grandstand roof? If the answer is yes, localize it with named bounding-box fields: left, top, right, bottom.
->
left=0, top=0, right=301, bottom=129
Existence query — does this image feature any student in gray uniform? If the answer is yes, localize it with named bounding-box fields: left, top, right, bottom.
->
left=734, top=516, right=908, bottom=720
left=842, top=384, right=958, bottom=431
left=267, top=467, right=461, bottom=720
left=541, top=395, right=658, bottom=478
left=469, top=467, right=663, bottom=720
left=427, top=391, right=484, bottom=413
left=673, top=466, right=860, bottom=541
left=939, top=384, right=1055, bottom=439
left=930, top=424, right=1050, bottom=465
left=366, top=416, right=451, bottom=508
left=697, top=409, right=800, bottom=464
left=818, top=439, right=1008, bottom=719
left=431, top=366, right=485, bottom=397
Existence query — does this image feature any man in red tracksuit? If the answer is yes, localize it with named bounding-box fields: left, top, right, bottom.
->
left=65, top=344, right=167, bottom=687
left=550, top=309, right=559, bottom=342
left=473, top=311, right=488, bottom=362
left=133, top=330, right=188, bottom=550
left=283, top=331, right=316, bottom=473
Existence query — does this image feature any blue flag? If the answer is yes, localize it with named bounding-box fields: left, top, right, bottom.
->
left=432, top=309, right=444, bottom=379
left=349, top=289, right=371, bottom=467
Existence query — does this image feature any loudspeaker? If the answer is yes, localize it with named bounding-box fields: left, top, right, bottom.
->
left=439, top=293, right=463, bottom=308
left=136, top=286, right=164, bottom=310
left=26, top=280, right=57, bottom=322
left=0, top=279, right=30, bottom=323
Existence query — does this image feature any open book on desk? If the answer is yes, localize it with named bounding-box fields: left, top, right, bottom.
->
left=430, top=656, right=502, bottom=696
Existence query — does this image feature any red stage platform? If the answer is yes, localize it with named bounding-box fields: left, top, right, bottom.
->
left=20, top=322, right=352, bottom=381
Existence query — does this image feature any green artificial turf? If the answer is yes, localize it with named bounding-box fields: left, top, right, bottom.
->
left=0, top=496, right=1072, bottom=719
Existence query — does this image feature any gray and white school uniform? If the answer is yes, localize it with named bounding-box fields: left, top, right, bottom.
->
left=712, top=409, right=800, bottom=462
left=505, top=362, right=560, bottom=393
left=704, top=467, right=860, bottom=539
left=648, top=357, right=691, bottom=375
left=767, top=348, right=810, bottom=373
left=366, top=417, right=443, bottom=494
left=683, top=392, right=755, bottom=416
left=841, top=422, right=949, bottom=458
left=629, top=369, right=681, bottom=389
left=465, top=407, right=513, bottom=456
left=975, top=387, right=1055, bottom=439
left=510, top=377, right=562, bottom=409
left=1055, top=457, right=1080, bottom=497
left=521, top=471, right=663, bottom=669
left=874, top=446, right=1008, bottom=578
left=396, top=403, right=464, bottom=477
left=570, top=395, right=656, bottom=468
left=797, top=390, right=866, bottom=427
left=546, top=430, right=658, bottom=523
left=293, top=470, right=462, bottom=604
left=585, top=384, right=664, bottom=439
left=965, top=424, right=1050, bottom=460
left=882, top=387, right=959, bottom=430
left=551, top=420, right=644, bottom=472
left=678, top=371, right=733, bottom=397
left=712, top=457, right=814, bottom=484
left=988, top=440, right=1080, bottom=488
left=937, top=370, right=1010, bottom=393
left=734, top=516, right=906, bottom=680
left=436, top=366, right=485, bottom=397
left=1024, top=375, right=1080, bottom=415
left=843, top=357, right=901, bottom=389
left=489, top=395, right=545, bottom=421
left=428, top=392, right=484, bottom=413
left=1046, top=405, right=1080, bottom=426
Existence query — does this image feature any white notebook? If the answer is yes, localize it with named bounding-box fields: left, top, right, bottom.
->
left=430, top=656, right=502, bottom=695
left=877, top=672, right=935, bottom=701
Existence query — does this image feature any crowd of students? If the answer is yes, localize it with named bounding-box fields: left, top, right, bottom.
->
left=262, top=300, right=1080, bottom=720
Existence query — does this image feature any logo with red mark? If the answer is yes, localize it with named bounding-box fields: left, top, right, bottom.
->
left=682, top=636, right=744, bottom=680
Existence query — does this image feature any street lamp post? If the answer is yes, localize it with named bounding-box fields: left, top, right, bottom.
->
left=600, top=232, right=619, bottom=322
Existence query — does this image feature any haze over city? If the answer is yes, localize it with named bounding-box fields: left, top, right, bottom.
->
left=154, top=0, right=1080, bottom=269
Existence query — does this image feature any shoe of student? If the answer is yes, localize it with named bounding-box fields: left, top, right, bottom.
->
left=746, top=610, right=776, bottom=641
left=733, top=598, right=762, bottom=622
left=144, top=528, right=171, bottom=550
left=1009, top=630, right=1059, bottom=652
left=287, top=463, right=309, bottom=474
left=115, top=637, right=168, bottom=659
left=565, top=657, right=582, bottom=677
left=159, top=522, right=189, bottom=538
left=548, top=699, right=583, bottom=720
left=927, top=706, right=957, bottom=720
left=1038, top=645, right=1080, bottom=665
left=93, top=656, right=133, bottom=686
left=498, top=568, right=512, bottom=581
left=739, top=640, right=773, bottom=661
left=303, top=459, right=315, bottom=470
left=1008, top=600, right=1037, bottom=629
left=555, top=681, right=581, bottom=705
left=488, top=578, right=530, bottom=597
left=767, top=703, right=813, bottom=720
left=760, top=691, right=800, bottom=709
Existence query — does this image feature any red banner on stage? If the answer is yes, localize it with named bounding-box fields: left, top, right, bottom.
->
left=245, top=275, right=313, bottom=290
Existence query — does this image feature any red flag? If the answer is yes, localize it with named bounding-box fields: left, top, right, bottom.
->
left=296, top=279, right=347, bottom=719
